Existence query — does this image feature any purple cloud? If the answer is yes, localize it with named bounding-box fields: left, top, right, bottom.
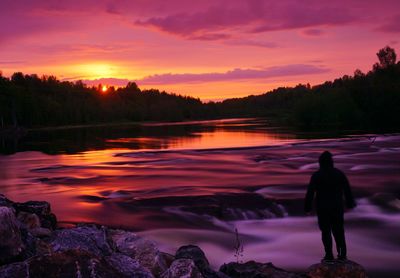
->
left=137, top=64, right=330, bottom=85
left=136, top=1, right=356, bottom=40
left=302, top=29, right=325, bottom=37
left=73, top=78, right=131, bottom=87
left=377, top=14, right=400, bottom=33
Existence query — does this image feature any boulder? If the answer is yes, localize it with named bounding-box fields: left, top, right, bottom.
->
left=161, top=258, right=203, bottom=278
left=307, top=260, right=368, bottom=278
left=0, top=194, right=13, bottom=208
left=104, top=253, right=154, bottom=278
left=219, top=261, right=304, bottom=278
left=176, top=245, right=210, bottom=272
left=14, top=200, right=57, bottom=230
left=176, top=245, right=228, bottom=278
left=50, top=225, right=112, bottom=256
left=0, top=261, right=28, bottom=278
left=17, top=212, right=41, bottom=229
left=160, top=251, right=175, bottom=268
left=29, top=227, right=52, bottom=238
left=107, top=229, right=168, bottom=276
left=0, top=207, right=24, bottom=264
left=19, top=227, right=37, bottom=259
left=14, top=201, right=51, bottom=215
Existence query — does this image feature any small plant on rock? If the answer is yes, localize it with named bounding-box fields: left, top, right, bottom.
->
left=233, top=228, right=244, bottom=263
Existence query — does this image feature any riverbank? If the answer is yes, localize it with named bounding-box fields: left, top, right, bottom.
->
left=0, top=194, right=368, bottom=278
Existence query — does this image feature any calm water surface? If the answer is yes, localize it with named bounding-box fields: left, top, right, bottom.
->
left=1, top=118, right=399, bottom=277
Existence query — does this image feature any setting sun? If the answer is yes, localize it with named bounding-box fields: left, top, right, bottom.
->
left=101, top=85, right=107, bottom=92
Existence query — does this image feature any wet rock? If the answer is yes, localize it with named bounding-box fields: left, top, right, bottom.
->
left=39, top=212, right=57, bottom=230
left=370, top=193, right=400, bottom=212
left=219, top=261, right=304, bottom=278
left=105, top=253, right=154, bottom=278
left=0, top=207, right=24, bottom=264
left=14, top=201, right=51, bottom=215
left=307, top=260, right=368, bottom=278
left=176, top=245, right=228, bottom=278
left=0, top=194, right=13, bottom=208
left=161, top=259, right=204, bottom=278
left=50, top=225, right=112, bottom=256
left=118, top=193, right=287, bottom=222
left=108, top=229, right=168, bottom=276
left=161, top=252, right=175, bottom=268
left=14, top=200, right=57, bottom=230
left=17, top=212, right=41, bottom=229
left=176, top=245, right=210, bottom=272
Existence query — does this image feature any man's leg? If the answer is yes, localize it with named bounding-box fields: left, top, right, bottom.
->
left=332, top=211, right=346, bottom=259
left=317, top=211, right=333, bottom=259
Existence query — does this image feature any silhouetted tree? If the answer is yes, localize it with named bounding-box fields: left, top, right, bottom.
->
left=374, top=46, right=397, bottom=70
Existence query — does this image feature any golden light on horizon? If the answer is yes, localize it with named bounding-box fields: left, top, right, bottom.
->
left=102, top=85, right=108, bottom=92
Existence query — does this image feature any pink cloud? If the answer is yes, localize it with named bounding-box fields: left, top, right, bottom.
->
left=136, top=64, right=330, bottom=85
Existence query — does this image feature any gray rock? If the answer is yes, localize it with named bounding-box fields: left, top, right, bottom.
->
left=30, top=227, right=52, bottom=238
left=30, top=249, right=134, bottom=277
left=14, top=201, right=51, bottom=215
left=17, top=212, right=41, bottom=229
left=0, top=207, right=24, bottom=264
left=307, top=260, right=368, bottom=278
left=161, top=259, right=204, bottom=278
left=176, top=245, right=228, bottom=278
left=14, top=200, right=57, bottom=230
left=105, top=253, right=154, bottom=278
left=219, top=261, right=304, bottom=278
left=108, top=229, right=168, bottom=276
left=0, top=262, right=29, bottom=278
left=160, top=252, right=175, bottom=268
left=50, top=225, right=112, bottom=256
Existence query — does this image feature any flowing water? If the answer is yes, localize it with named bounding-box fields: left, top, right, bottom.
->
left=1, top=118, right=399, bottom=277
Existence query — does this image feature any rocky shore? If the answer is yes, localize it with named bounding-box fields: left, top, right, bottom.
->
left=0, top=194, right=368, bottom=278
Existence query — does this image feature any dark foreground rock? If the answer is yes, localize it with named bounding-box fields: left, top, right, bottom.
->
left=161, top=259, right=203, bottom=278
left=0, top=249, right=153, bottom=278
left=174, top=245, right=228, bottom=278
left=307, top=260, right=368, bottom=278
left=0, top=195, right=369, bottom=278
left=0, top=207, right=23, bottom=264
left=220, top=261, right=305, bottom=278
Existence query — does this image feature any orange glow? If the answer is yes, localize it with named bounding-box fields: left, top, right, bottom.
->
left=102, top=85, right=108, bottom=92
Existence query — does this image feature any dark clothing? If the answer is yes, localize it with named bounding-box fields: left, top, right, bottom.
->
left=318, top=210, right=346, bottom=257
left=305, top=167, right=355, bottom=257
left=305, top=167, right=356, bottom=212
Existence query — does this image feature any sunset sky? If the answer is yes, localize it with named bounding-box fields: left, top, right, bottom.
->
left=1, top=0, right=399, bottom=100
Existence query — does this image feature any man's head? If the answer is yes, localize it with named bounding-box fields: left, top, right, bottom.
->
left=319, top=151, right=334, bottom=169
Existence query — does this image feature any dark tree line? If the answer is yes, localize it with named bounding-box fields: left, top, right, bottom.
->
left=214, top=46, right=400, bottom=130
left=0, top=75, right=216, bottom=128
left=1, top=46, right=399, bottom=131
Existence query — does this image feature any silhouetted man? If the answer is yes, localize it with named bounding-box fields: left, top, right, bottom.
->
left=305, top=151, right=356, bottom=261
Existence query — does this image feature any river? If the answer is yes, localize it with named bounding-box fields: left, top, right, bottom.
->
left=1, top=118, right=399, bottom=277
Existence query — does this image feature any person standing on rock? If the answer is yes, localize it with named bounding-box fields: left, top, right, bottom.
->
left=304, top=151, right=356, bottom=262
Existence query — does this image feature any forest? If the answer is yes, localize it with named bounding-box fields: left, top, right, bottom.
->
left=1, top=46, right=399, bottom=131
